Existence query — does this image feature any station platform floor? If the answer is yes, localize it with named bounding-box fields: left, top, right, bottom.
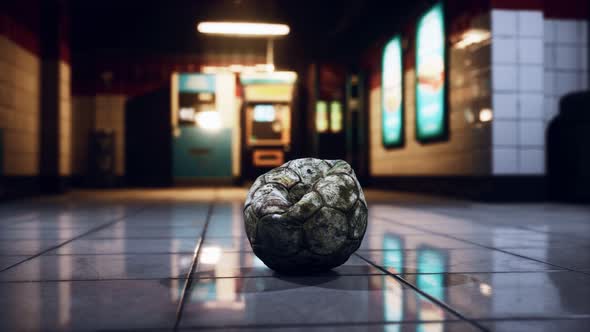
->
left=0, top=188, right=589, bottom=331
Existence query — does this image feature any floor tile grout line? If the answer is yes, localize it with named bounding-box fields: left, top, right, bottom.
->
left=173, top=201, right=216, bottom=331
left=354, top=253, right=490, bottom=332
left=0, top=272, right=389, bottom=283
left=374, top=216, right=590, bottom=274
left=173, top=316, right=590, bottom=331
left=0, top=206, right=152, bottom=274
left=175, top=319, right=473, bottom=330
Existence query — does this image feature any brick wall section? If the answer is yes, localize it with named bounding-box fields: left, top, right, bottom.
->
left=0, top=35, right=41, bottom=176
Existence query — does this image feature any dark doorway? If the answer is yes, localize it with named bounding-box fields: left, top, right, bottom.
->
left=125, top=87, right=173, bottom=187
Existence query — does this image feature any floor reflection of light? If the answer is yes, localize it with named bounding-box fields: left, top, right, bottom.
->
left=479, top=282, right=493, bottom=296
left=200, top=246, right=222, bottom=264
left=59, top=217, right=73, bottom=327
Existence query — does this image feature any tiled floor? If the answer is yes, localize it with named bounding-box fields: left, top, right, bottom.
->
left=1, top=189, right=589, bottom=331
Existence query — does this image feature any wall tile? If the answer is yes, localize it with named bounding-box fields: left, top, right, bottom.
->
left=555, top=72, right=580, bottom=96
left=493, top=93, right=518, bottom=119
left=518, top=38, right=543, bottom=64
left=492, top=10, right=517, bottom=37
left=544, top=20, right=556, bottom=44
left=493, top=120, right=518, bottom=146
left=544, top=71, right=555, bottom=96
left=519, top=120, right=544, bottom=146
left=493, top=37, right=517, bottom=63
left=556, top=45, right=579, bottom=69
left=580, top=21, right=588, bottom=45
left=493, top=148, right=518, bottom=174
left=519, top=66, right=543, bottom=92
left=581, top=72, right=589, bottom=90
left=581, top=46, right=588, bottom=70
left=544, top=45, right=556, bottom=69
left=543, top=96, right=558, bottom=122
left=519, top=149, right=545, bottom=174
left=518, top=11, right=543, bottom=37
left=493, top=65, right=518, bottom=91
left=555, top=20, right=579, bottom=44
left=520, top=93, right=544, bottom=119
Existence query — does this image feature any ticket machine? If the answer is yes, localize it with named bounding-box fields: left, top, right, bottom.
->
left=240, top=71, right=297, bottom=179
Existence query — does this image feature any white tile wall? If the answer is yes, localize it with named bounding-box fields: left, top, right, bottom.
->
left=492, top=12, right=589, bottom=175
left=492, top=10, right=517, bottom=37
left=519, top=120, right=544, bottom=146
left=493, top=65, right=518, bottom=90
left=493, top=93, right=518, bottom=119
left=518, top=38, right=543, bottom=64
left=493, top=148, right=518, bottom=174
left=519, top=93, right=544, bottom=119
left=556, top=45, right=579, bottom=69
left=519, top=149, right=545, bottom=174
left=519, top=66, right=544, bottom=91
left=493, top=37, right=517, bottom=63
left=493, top=120, right=518, bottom=146
left=555, top=20, right=579, bottom=44
left=518, top=11, right=543, bottom=37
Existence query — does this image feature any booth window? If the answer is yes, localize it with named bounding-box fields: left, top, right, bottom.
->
left=316, top=100, right=343, bottom=133
left=330, top=101, right=343, bottom=133
left=316, top=101, right=329, bottom=133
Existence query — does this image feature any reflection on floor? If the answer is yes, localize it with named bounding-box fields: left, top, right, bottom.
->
left=1, top=189, right=590, bottom=331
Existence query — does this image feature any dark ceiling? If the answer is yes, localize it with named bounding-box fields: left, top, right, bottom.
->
left=69, top=0, right=423, bottom=64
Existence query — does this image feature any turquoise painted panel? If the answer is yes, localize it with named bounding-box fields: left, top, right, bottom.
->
left=178, top=74, right=216, bottom=93
left=173, top=127, right=232, bottom=178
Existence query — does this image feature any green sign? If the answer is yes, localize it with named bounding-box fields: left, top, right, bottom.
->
left=382, top=35, right=404, bottom=147
left=415, top=3, right=447, bottom=141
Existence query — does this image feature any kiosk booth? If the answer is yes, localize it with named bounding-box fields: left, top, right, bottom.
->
left=240, top=71, right=297, bottom=179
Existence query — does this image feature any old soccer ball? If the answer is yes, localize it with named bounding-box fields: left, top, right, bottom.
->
left=243, top=158, right=368, bottom=273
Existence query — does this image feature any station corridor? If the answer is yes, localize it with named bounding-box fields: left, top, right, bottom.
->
left=0, top=189, right=589, bottom=331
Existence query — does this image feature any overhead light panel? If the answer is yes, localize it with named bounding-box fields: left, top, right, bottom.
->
left=197, top=22, right=290, bottom=37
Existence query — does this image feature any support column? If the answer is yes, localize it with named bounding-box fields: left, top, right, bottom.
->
left=39, top=0, right=70, bottom=193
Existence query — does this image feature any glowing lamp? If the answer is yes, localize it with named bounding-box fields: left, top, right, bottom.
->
left=197, top=22, right=290, bottom=37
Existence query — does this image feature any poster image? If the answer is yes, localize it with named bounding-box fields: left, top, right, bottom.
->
left=415, top=3, right=447, bottom=142
left=382, top=35, right=404, bottom=147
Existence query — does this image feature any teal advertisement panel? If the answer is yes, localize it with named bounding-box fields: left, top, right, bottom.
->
left=415, top=3, right=447, bottom=142
left=382, top=35, right=404, bottom=147
left=173, top=127, right=232, bottom=179
left=178, top=74, right=216, bottom=93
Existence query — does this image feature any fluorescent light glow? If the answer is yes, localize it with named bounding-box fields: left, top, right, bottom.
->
left=480, top=283, right=493, bottom=296
left=197, top=22, right=290, bottom=37
left=455, top=29, right=491, bottom=49
left=479, top=108, right=493, bottom=122
left=195, top=111, right=222, bottom=130
left=199, top=246, right=222, bottom=264
left=179, top=107, right=196, bottom=121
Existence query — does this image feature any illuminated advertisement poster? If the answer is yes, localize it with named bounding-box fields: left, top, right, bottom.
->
left=415, top=3, right=447, bottom=142
left=382, top=35, right=404, bottom=147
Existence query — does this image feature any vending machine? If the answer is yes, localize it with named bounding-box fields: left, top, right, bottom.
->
left=240, top=71, right=297, bottom=179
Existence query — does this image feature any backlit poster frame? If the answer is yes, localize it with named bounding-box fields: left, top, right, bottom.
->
left=381, top=35, right=404, bottom=148
left=415, top=2, right=448, bottom=143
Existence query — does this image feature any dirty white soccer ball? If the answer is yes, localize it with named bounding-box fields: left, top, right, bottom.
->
left=243, top=158, right=368, bottom=273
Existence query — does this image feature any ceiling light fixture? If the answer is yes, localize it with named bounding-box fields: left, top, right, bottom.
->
left=197, top=22, right=290, bottom=37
